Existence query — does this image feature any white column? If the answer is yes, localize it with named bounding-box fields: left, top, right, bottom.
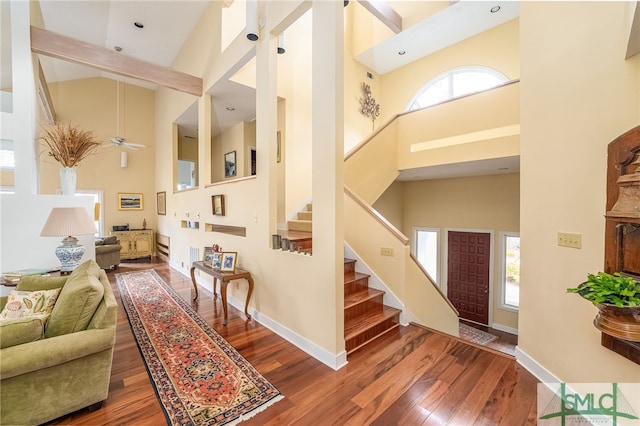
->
left=312, top=0, right=345, bottom=355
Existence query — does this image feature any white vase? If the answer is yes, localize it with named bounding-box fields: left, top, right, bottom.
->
left=60, top=167, right=77, bottom=195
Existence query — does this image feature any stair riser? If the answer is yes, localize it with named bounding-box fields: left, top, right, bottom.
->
left=344, top=280, right=370, bottom=296
left=344, top=260, right=356, bottom=274
left=298, top=211, right=312, bottom=220
left=346, top=316, right=400, bottom=353
left=345, top=298, right=384, bottom=322
left=287, top=220, right=312, bottom=232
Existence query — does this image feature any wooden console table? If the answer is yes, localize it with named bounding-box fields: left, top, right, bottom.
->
left=190, top=261, right=254, bottom=325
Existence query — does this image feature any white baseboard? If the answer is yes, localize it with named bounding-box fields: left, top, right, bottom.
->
left=491, top=323, right=519, bottom=335
left=515, top=346, right=561, bottom=384
left=173, top=263, right=348, bottom=371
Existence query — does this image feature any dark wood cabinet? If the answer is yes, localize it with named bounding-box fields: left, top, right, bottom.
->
left=603, top=125, right=640, bottom=364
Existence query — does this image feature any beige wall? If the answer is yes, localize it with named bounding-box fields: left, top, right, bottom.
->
left=154, top=1, right=347, bottom=364
left=40, top=78, right=156, bottom=235
left=379, top=18, right=520, bottom=124
left=519, top=2, right=639, bottom=381
left=374, top=173, right=520, bottom=331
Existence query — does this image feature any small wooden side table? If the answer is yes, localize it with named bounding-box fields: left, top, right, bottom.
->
left=190, top=261, right=254, bottom=326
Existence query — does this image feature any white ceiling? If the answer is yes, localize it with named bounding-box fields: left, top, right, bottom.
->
left=4, top=0, right=520, bottom=180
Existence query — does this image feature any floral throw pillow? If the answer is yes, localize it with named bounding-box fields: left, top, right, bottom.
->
left=0, top=289, right=61, bottom=323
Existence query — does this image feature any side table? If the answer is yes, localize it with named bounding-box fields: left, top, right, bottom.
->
left=190, top=261, right=254, bottom=325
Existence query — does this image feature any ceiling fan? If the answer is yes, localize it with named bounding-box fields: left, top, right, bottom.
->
left=110, top=80, right=146, bottom=150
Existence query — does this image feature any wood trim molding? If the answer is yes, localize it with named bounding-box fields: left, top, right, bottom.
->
left=30, top=26, right=202, bottom=96
left=356, top=0, right=403, bottom=34
left=409, top=253, right=460, bottom=316
left=37, top=62, right=56, bottom=124
left=626, top=2, right=640, bottom=59
left=344, top=186, right=409, bottom=245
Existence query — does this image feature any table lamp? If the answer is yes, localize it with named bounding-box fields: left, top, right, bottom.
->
left=40, top=207, right=97, bottom=273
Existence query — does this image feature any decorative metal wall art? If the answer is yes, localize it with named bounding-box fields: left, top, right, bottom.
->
left=359, top=83, right=381, bottom=130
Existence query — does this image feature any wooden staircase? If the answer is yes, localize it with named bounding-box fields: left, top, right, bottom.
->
left=287, top=203, right=312, bottom=232
left=344, top=258, right=401, bottom=355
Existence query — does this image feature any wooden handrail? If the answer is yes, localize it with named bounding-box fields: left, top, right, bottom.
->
left=344, top=186, right=409, bottom=245
left=410, top=253, right=459, bottom=316
left=344, top=114, right=400, bottom=161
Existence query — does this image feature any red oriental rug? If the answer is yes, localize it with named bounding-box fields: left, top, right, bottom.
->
left=116, top=270, right=282, bottom=425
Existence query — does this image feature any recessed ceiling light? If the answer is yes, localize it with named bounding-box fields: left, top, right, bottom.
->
left=498, top=167, right=509, bottom=170
left=490, top=6, right=501, bottom=13
left=398, top=51, right=406, bottom=56
left=114, top=46, right=123, bottom=52
left=134, top=22, right=144, bottom=29
left=226, top=107, right=235, bottom=111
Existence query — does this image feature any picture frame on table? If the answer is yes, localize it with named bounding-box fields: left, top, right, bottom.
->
left=156, top=191, right=166, bottom=215
left=118, top=193, right=143, bottom=210
left=220, top=252, right=237, bottom=273
left=224, top=151, right=236, bottom=178
left=212, top=252, right=222, bottom=269
left=212, top=194, right=225, bottom=216
left=203, top=246, right=215, bottom=266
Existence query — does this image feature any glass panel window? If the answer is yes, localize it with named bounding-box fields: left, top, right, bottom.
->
left=500, top=232, right=520, bottom=311
left=0, top=139, right=15, bottom=169
left=413, top=227, right=439, bottom=283
left=407, top=66, right=509, bottom=111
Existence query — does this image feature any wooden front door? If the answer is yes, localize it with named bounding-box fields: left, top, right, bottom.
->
left=447, top=231, right=491, bottom=325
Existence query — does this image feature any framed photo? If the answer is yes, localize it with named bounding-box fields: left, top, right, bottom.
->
left=212, top=194, right=225, bottom=216
left=157, top=191, right=166, bottom=215
left=277, top=131, right=282, bottom=163
left=224, top=151, right=236, bottom=178
left=212, top=252, right=222, bottom=269
left=203, top=246, right=215, bottom=266
left=118, top=193, right=143, bottom=210
left=220, top=252, right=237, bottom=272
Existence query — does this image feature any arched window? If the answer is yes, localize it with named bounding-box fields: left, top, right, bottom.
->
left=406, top=66, right=509, bottom=111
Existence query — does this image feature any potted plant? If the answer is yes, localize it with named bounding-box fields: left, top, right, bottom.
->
left=40, top=122, right=100, bottom=195
left=567, top=272, right=640, bottom=341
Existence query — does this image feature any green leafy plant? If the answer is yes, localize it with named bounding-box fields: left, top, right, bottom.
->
left=567, top=272, right=640, bottom=307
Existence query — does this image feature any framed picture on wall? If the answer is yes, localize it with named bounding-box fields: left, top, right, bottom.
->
left=224, top=151, right=236, bottom=178
left=157, top=191, right=166, bottom=215
left=212, top=194, right=225, bottom=216
left=118, top=193, right=143, bottom=210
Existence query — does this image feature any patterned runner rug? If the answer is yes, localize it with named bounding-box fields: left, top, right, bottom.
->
left=459, top=323, right=498, bottom=345
left=117, top=270, right=282, bottom=425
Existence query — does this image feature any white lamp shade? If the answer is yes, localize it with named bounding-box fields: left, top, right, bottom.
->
left=40, top=207, right=97, bottom=237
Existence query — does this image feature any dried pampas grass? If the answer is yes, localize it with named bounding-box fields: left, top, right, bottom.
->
left=40, top=122, right=101, bottom=168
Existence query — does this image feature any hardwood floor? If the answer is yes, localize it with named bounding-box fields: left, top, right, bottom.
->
left=48, top=260, right=538, bottom=425
left=460, top=320, right=519, bottom=357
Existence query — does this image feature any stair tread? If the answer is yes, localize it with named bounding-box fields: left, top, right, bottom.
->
left=344, top=271, right=370, bottom=284
left=344, top=305, right=401, bottom=340
left=344, top=288, right=384, bottom=309
left=346, top=323, right=401, bottom=355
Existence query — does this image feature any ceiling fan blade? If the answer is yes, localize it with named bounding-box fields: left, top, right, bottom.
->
left=110, top=136, right=146, bottom=149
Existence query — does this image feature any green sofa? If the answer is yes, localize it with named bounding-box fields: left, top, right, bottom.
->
left=0, top=260, right=118, bottom=425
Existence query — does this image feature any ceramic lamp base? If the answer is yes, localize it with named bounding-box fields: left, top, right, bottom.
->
left=55, top=237, right=85, bottom=273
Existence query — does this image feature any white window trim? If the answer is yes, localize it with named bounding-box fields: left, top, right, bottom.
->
left=406, top=66, right=509, bottom=112
left=499, top=231, right=520, bottom=313
left=412, top=226, right=440, bottom=285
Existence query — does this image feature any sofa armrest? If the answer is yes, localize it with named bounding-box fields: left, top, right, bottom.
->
left=0, top=328, right=115, bottom=380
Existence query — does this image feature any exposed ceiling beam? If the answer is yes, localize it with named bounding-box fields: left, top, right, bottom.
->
left=626, top=2, right=640, bottom=59
left=30, top=26, right=202, bottom=96
left=357, top=0, right=402, bottom=34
